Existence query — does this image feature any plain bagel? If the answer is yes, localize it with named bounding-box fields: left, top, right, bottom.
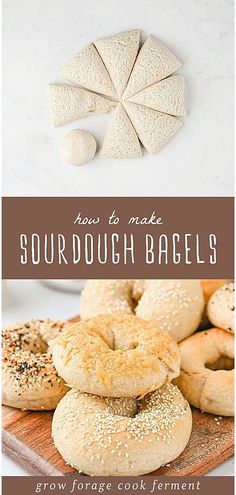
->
left=52, top=384, right=192, bottom=476
left=207, top=282, right=234, bottom=333
left=2, top=319, right=68, bottom=410
left=174, top=328, right=234, bottom=416
left=80, top=280, right=205, bottom=342
left=50, top=314, right=180, bottom=398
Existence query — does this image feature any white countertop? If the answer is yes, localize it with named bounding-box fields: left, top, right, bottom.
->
left=2, top=280, right=234, bottom=476
left=2, top=0, right=234, bottom=197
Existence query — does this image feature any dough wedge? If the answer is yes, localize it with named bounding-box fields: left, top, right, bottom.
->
left=49, top=84, right=116, bottom=127
left=123, top=101, right=182, bottom=154
left=94, top=30, right=140, bottom=97
left=123, top=35, right=181, bottom=99
left=127, top=75, right=185, bottom=116
left=61, top=43, right=117, bottom=98
left=100, top=103, right=142, bottom=158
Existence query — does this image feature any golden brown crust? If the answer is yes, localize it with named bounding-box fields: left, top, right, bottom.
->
left=174, top=328, right=234, bottom=416
left=51, top=314, right=180, bottom=398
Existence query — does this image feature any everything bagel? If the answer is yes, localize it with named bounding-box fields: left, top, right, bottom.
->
left=207, top=282, right=235, bottom=333
left=80, top=279, right=205, bottom=342
left=50, top=314, right=180, bottom=398
left=52, top=384, right=192, bottom=476
left=2, top=319, right=68, bottom=410
left=174, top=328, right=234, bottom=416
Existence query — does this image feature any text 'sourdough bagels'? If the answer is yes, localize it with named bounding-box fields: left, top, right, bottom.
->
left=80, top=280, right=205, bottom=342
left=52, top=384, right=192, bottom=476
left=50, top=314, right=180, bottom=398
left=2, top=320, right=68, bottom=410
left=207, top=282, right=235, bottom=333
left=174, top=328, right=234, bottom=416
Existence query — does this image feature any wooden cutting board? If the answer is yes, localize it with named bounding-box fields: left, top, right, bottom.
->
left=2, top=405, right=234, bottom=476
left=2, top=315, right=234, bottom=476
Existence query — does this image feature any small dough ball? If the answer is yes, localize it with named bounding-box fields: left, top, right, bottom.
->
left=59, top=129, right=97, bottom=166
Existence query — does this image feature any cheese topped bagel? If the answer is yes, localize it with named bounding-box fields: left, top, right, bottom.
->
left=51, top=314, right=180, bottom=398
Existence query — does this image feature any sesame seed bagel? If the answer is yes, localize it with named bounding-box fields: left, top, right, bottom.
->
left=80, top=280, right=205, bottom=342
left=174, top=328, right=234, bottom=416
left=207, top=282, right=235, bottom=333
left=51, top=314, right=180, bottom=398
left=52, top=384, right=192, bottom=476
left=2, top=319, right=69, bottom=410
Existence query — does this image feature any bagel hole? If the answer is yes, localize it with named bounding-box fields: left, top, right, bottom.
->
left=106, top=398, right=138, bottom=418
left=112, top=329, right=139, bottom=351
left=205, top=356, right=234, bottom=371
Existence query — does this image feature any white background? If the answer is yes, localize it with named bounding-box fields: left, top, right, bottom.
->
left=2, top=0, right=234, bottom=197
left=2, top=280, right=234, bottom=476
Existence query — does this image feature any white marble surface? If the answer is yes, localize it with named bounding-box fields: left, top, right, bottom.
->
left=2, top=0, right=234, bottom=197
left=2, top=280, right=234, bottom=476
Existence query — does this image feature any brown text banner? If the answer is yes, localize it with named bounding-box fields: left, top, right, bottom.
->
left=2, top=476, right=234, bottom=495
left=2, top=197, right=234, bottom=279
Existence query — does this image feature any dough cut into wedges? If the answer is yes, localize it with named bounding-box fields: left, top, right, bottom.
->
left=123, top=35, right=181, bottom=99
left=123, top=102, right=182, bottom=154
left=94, top=30, right=140, bottom=97
left=100, top=103, right=142, bottom=158
left=61, top=43, right=117, bottom=98
left=127, top=75, right=185, bottom=116
left=49, top=84, right=116, bottom=127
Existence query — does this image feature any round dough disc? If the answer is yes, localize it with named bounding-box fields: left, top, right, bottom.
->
left=59, top=129, right=97, bottom=166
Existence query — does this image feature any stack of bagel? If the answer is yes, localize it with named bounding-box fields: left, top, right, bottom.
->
left=50, top=313, right=192, bottom=475
left=2, top=279, right=234, bottom=476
